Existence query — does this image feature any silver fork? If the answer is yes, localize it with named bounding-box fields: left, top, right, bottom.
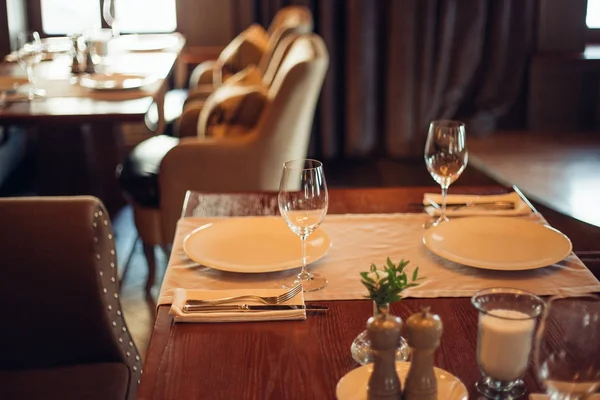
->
left=186, top=284, right=303, bottom=306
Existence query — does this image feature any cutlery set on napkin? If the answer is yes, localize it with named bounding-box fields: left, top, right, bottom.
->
left=422, top=191, right=532, bottom=217
left=169, top=287, right=326, bottom=323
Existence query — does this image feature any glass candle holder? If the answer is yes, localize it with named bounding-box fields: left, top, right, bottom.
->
left=471, top=288, right=544, bottom=399
left=350, top=301, right=410, bottom=365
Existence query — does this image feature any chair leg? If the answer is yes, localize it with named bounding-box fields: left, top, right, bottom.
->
left=142, top=242, right=157, bottom=294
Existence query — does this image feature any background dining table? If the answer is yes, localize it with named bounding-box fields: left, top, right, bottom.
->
left=138, top=186, right=600, bottom=400
left=0, top=33, right=185, bottom=210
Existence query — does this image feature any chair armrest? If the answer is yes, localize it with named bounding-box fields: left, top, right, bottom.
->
left=213, top=24, right=268, bottom=86
left=189, top=60, right=217, bottom=88
left=159, top=135, right=264, bottom=241
left=198, top=83, right=267, bottom=138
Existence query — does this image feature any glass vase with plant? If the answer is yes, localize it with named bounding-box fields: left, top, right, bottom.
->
left=350, top=258, right=424, bottom=365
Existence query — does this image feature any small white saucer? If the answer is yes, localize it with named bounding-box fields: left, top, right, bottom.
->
left=336, top=361, right=468, bottom=400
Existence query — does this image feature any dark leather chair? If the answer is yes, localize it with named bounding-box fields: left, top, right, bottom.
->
left=0, top=196, right=142, bottom=400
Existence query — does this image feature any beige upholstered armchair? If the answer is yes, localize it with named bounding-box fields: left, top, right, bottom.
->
left=119, top=34, right=329, bottom=291
left=0, top=196, right=141, bottom=400
left=145, top=5, right=313, bottom=136
left=189, top=5, right=313, bottom=93
left=178, top=31, right=299, bottom=138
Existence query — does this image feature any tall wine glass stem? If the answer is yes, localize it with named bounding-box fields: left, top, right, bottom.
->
left=440, top=184, right=449, bottom=223
left=298, top=235, right=310, bottom=280
left=26, top=65, right=35, bottom=99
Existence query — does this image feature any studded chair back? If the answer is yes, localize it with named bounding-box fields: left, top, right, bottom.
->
left=0, top=196, right=141, bottom=400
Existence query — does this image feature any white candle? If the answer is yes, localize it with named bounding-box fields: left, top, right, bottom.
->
left=477, top=309, right=536, bottom=382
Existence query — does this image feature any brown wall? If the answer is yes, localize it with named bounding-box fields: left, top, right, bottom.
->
left=176, top=0, right=236, bottom=46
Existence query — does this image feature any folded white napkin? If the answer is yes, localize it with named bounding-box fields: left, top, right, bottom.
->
left=423, top=192, right=532, bottom=217
left=169, top=287, right=306, bottom=323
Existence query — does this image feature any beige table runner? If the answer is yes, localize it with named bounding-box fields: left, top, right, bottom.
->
left=158, top=213, right=600, bottom=305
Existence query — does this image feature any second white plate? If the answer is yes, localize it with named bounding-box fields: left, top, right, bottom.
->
left=183, top=217, right=331, bottom=273
left=422, top=217, right=572, bottom=271
left=79, top=73, right=157, bottom=90
left=118, top=34, right=179, bottom=51
left=336, top=362, right=468, bottom=400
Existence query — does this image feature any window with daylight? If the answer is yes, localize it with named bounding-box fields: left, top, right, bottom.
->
left=587, top=0, right=600, bottom=28
left=40, top=0, right=177, bottom=35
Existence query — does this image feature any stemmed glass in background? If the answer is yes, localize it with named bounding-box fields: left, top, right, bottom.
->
left=424, top=120, right=468, bottom=226
left=103, top=0, right=120, bottom=37
left=16, top=31, right=43, bottom=100
left=278, top=159, right=328, bottom=292
left=534, top=294, right=600, bottom=399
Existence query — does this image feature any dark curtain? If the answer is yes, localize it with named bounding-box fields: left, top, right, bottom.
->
left=233, top=0, right=537, bottom=159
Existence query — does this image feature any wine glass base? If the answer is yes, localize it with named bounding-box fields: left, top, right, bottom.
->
left=25, top=88, right=46, bottom=100
left=476, top=378, right=526, bottom=399
left=350, top=329, right=410, bottom=365
left=280, top=272, right=327, bottom=292
left=431, top=215, right=449, bottom=227
left=422, top=215, right=449, bottom=229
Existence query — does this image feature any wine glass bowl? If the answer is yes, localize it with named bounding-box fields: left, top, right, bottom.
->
left=278, top=159, right=328, bottom=292
left=534, top=294, right=600, bottom=399
left=16, top=31, right=43, bottom=100
left=424, top=120, right=468, bottom=226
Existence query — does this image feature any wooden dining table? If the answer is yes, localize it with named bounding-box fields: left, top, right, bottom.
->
left=0, top=33, right=185, bottom=209
left=138, top=186, right=600, bottom=400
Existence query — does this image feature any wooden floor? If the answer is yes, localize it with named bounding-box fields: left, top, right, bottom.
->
left=469, top=131, right=600, bottom=227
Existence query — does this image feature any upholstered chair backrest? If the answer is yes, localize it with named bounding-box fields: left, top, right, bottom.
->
left=0, top=196, right=141, bottom=399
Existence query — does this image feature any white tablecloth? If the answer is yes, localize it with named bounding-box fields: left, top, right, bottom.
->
left=158, top=213, right=600, bottom=306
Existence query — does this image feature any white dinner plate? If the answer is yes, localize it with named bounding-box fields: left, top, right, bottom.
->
left=183, top=217, right=331, bottom=273
left=422, top=217, right=572, bottom=271
left=79, top=73, right=158, bottom=90
left=336, top=362, right=468, bottom=400
left=117, top=34, right=179, bottom=52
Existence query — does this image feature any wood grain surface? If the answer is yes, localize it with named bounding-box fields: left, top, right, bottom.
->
left=139, top=187, right=600, bottom=400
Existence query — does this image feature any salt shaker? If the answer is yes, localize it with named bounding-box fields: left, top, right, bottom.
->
left=402, top=307, right=443, bottom=400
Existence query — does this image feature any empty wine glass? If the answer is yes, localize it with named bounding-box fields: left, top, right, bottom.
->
left=534, top=294, right=600, bottom=400
left=424, top=120, right=468, bottom=226
left=16, top=31, right=43, bottom=100
left=278, top=159, right=328, bottom=292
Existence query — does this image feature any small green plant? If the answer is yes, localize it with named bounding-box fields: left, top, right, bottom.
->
left=360, top=258, right=424, bottom=308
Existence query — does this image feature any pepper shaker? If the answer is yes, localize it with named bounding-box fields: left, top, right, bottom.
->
left=367, top=304, right=403, bottom=400
left=70, top=35, right=82, bottom=74
left=84, top=40, right=96, bottom=74
left=403, top=307, right=443, bottom=400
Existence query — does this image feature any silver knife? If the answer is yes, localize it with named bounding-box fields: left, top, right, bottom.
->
left=182, top=303, right=328, bottom=313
